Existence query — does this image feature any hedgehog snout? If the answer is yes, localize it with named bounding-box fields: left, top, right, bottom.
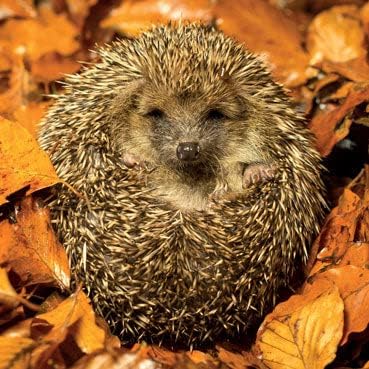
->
left=176, top=142, right=200, bottom=161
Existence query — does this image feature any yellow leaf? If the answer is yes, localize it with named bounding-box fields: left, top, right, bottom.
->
left=258, top=287, right=344, bottom=369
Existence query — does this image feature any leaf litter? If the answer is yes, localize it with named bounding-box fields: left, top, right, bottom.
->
left=0, top=0, right=368, bottom=368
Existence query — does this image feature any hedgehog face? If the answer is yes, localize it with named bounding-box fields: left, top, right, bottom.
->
left=110, top=79, right=262, bottom=184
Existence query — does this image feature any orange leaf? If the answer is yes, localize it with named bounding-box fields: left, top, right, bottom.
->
left=30, top=53, right=81, bottom=84
left=0, top=196, right=70, bottom=289
left=0, top=267, right=18, bottom=309
left=215, top=0, right=314, bottom=87
left=309, top=83, right=369, bottom=156
left=0, top=0, right=36, bottom=20
left=0, top=336, right=35, bottom=369
left=0, top=5, right=79, bottom=62
left=0, top=52, right=30, bottom=116
left=13, top=102, right=50, bottom=137
left=101, top=0, right=314, bottom=87
left=309, top=167, right=369, bottom=274
left=69, top=349, right=159, bottom=369
left=36, top=289, right=106, bottom=354
left=101, top=0, right=214, bottom=36
left=0, top=116, right=60, bottom=205
left=256, top=285, right=343, bottom=369
left=307, top=5, right=366, bottom=64
left=217, top=346, right=262, bottom=369
left=306, top=266, right=369, bottom=345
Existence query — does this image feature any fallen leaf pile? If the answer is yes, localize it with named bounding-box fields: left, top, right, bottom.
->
left=0, top=0, right=368, bottom=368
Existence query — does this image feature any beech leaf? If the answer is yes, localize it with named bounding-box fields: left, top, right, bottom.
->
left=257, top=287, right=344, bottom=369
left=0, top=117, right=60, bottom=205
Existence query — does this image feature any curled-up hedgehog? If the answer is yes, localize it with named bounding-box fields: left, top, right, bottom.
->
left=38, top=23, right=326, bottom=347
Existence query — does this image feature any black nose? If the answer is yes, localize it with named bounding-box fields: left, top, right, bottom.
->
left=176, top=142, right=200, bottom=161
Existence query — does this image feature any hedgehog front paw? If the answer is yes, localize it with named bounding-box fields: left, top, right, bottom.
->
left=122, top=152, right=144, bottom=169
left=209, top=182, right=229, bottom=202
left=242, top=163, right=276, bottom=188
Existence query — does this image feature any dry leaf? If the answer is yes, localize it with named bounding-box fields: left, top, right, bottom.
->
left=217, top=345, right=262, bottom=369
left=101, top=0, right=313, bottom=87
left=0, top=0, right=36, bottom=20
left=0, top=52, right=30, bottom=116
left=0, top=117, right=60, bottom=205
left=1, top=318, right=33, bottom=338
left=131, top=344, right=179, bottom=367
left=13, top=102, right=50, bottom=137
left=70, top=349, right=159, bottom=369
left=306, top=266, right=369, bottom=345
left=101, top=0, right=214, bottom=36
left=0, top=336, right=35, bottom=369
left=309, top=167, right=369, bottom=274
left=309, top=83, right=369, bottom=156
left=0, top=267, right=19, bottom=310
left=321, top=57, right=369, bottom=83
left=30, top=53, right=81, bottom=84
left=307, top=5, right=366, bottom=64
left=65, top=0, right=99, bottom=28
left=0, top=196, right=70, bottom=289
left=0, top=5, right=79, bottom=62
left=214, top=0, right=314, bottom=87
left=256, top=286, right=344, bottom=369
left=36, top=289, right=106, bottom=354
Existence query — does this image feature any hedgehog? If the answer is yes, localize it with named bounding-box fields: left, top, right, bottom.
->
left=38, top=23, right=326, bottom=347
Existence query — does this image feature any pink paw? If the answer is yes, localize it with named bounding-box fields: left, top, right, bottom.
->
left=243, top=163, right=276, bottom=188
left=122, top=152, right=143, bottom=169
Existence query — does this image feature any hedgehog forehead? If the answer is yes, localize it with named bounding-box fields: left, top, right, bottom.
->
left=130, top=26, right=246, bottom=93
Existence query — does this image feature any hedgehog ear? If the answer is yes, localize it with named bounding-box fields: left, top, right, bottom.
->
left=111, top=79, right=145, bottom=112
left=108, top=79, right=145, bottom=152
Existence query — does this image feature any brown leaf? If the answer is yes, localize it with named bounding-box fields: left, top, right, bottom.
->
left=0, top=197, right=70, bottom=289
left=0, top=267, right=19, bottom=310
left=187, top=350, right=214, bottom=364
left=101, top=0, right=314, bottom=87
left=0, top=117, right=60, bottom=205
left=0, top=5, right=79, bottom=62
left=101, top=0, right=214, bottom=36
left=65, top=0, right=98, bottom=28
left=35, top=289, right=106, bottom=354
left=309, top=83, right=369, bottom=156
left=215, top=0, right=314, bottom=87
left=70, top=349, right=160, bottom=369
left=307, top=5, right=366, bottom=64
left=308, top=167, right=369, bottom=274
left=256, top=285, right=344, bottom=369
left=1, top=318, right=32, bottom=338
left=217, top=345, right=263, bottom=369
left=321, top=57, right=369, bottom=83
left=30, top=53, right=81, bottom=84
left=0, top=0, right=36, bottom=20
left=0, top=336, right=35, bottom=369
left=305, top=266, right=369, bottom=345
left=13, top=102, right=50, bottom=137
left=0, top=53, right=30, bottom=116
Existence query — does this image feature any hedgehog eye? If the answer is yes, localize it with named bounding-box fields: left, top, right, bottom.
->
left=206, top=109, right=227, bottom=121
left=145, top=108, right=165, bottom=119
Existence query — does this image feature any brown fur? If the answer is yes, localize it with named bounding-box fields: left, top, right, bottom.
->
left=108, top=67, right=278, bottom=210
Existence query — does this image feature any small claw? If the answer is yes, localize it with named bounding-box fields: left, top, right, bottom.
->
left=243, top=163, right=276, bottom=188
left=123, top=152, right=143, bottom=168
